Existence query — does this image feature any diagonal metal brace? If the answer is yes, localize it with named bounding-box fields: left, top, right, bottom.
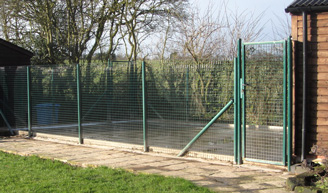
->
left=178, top=99, right=234, bottom=157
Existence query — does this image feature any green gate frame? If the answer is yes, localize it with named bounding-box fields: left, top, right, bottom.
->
left=234, top=38, right=293, bottom=170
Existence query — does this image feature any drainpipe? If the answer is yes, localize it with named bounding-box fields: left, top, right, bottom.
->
left=301, top=11, right=308, bottom=162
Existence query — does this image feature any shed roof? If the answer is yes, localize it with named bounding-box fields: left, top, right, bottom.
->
left=0, top=38, right=33, bottom=66
left=286, top=0, right=328, bottom=13
left=0, top=38, right=33, bottom=57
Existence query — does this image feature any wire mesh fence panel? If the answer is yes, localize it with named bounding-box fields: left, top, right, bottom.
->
left=0, top=67, right=6, bottom=129
left=244, top=43, right=285, bottom=162
left=13, top=67, right=28, bottom=130
left=30, top=65, right=78, bottom=137
left=146, top=60, right=234, bottom=159
left=0, top=66, right=28, bottom=132
left=81, top=62, right=143, bottom=145
left=188, top=61, right=234, bottom=159
left=80, top=63, right=109, bottom=140
left=1, top=60, right=233, bottom=161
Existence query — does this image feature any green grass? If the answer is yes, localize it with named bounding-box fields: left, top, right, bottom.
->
left=0, top=151, right=213, bottom=193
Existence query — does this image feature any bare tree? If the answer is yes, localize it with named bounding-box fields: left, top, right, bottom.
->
left=0, top=0, right=14, bottom=41
left=176, top=2, right=226, bottom=63
left=156, top=1, right=264, bottom=61
left=223, top=4, right=264, bottom=59
left=0, top=0, right=189, bottom=64
left=151, top=1, right=264, bottom=115
left=119, top=0, right=188, bottom=61
left=271, top=12, right=291, bottom=40
left=0, top=0, right=265, bottom=64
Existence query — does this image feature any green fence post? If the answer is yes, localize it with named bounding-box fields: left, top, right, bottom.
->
left=77, top=64, right=83, bottom=144
left=237, top=39, right=242, bottom=165
left=241, top=43, right=246, bottom=159
left=51, top=68, right=55, bottom=125
left=288, top=37, right=293, bottom=171
left=234, top=57, right=237, bottom=163
left=142, top=61, right=149, bottom=152
left=283, top=41, right=287, bottom=166
left=185, top=66, right=189, bottom=121
left=129, top=61, right=134, bottom=112
left=27, top=66, right=32, bottom=137
left=234, top=57, right=240, bottom=164
left=106, top=60, right=111, bottom=122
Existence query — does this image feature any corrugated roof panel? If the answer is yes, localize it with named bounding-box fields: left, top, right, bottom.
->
left=288, top=0, right=328, bottom=8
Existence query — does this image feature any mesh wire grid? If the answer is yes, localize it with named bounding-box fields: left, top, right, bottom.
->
left=0, top=56, right=287, bottom=163
left=30, top=65, right=78, bottom=137
left=244, top=43, right=285, bottom=162
left=0, top=61, right=235, bottom=160
left=0, top=66, right=28, bottom=132
left=0, top=58, right=286, bottom=163
left=0, top=53, right=289, bottom=164
left=146, top=60, right=234, bottom=160
left=81, top=61, right=143, bottom=145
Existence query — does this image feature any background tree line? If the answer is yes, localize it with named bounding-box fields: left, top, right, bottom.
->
left=0, top=0, right=286, bottom=65
left=0, top=0, right=188, bottom=65
left=0, top=0, right=290, bottom=129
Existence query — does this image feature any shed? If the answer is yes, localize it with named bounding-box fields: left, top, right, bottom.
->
left=286, top=0, right=328, bottom=162
left=0, top=38, right=33, bottom=134
left=0, top=38, right=33, bottom=66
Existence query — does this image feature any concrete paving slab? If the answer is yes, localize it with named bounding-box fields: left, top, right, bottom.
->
left=0, top=136, right=294, bottom=192
left=184, top=167, right=213, bottom=175
left=209, top=171, right=239, bottom=178
left=162, top=163, right=190, bottom=170
left=182, top=175, right=206, bottom=181
left=144, top=160, right=183, bottom=167
left=136, top=168, right=165, bottom=174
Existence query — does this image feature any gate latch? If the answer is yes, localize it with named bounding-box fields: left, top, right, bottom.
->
left=241, top=82, right=251, bottom=99
left=243, top=83, right=250, bottom=87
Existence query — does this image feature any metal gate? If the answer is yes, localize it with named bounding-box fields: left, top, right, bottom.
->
left=234, top=38, right=292, bottom=168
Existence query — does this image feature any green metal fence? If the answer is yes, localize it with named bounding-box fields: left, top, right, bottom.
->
left=81, top=61, right=144, bottom=145
left=0, top=38, right=293, bottom=168
left=1, top=60, right=235, bottom=160
left=146, top=60, right=234, bottom=159
left=29, top=65, right=78, bottom=137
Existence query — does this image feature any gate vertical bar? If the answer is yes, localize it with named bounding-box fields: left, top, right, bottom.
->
left=283, top=41, right=287, bottom=165
left=27, top=66, right=32, bottom=137
left=288, top=37, right=293, bottom=171
left=234, top=49, right=241, bottom=164
left=237, top=39, right=242, bottom=164
left=142, top=61, right=149, bottom=152
left=234, top=57, right=238, bottom=163
left=241, top=43, right=246, bottom=158
left=77, top=64, right=83, bottom=144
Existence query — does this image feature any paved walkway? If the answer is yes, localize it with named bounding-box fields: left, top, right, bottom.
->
left=0, top=136, right=293, bottom=193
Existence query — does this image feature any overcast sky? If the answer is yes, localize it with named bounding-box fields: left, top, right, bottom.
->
left=191, top=0, right=293, bottom=41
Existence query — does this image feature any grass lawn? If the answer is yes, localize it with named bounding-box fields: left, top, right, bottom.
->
left=0, top=151, right=213, bottom=193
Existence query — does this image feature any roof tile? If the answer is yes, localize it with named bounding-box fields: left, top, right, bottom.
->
left=288, top=0, right=328, bottom=8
